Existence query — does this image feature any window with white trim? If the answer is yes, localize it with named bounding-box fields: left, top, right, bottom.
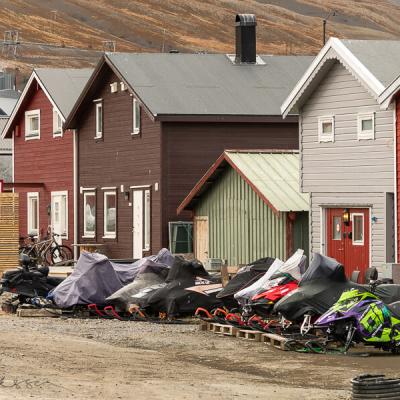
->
left=53, top=109, right=63, bottom=137
left=132, top=98, right=141, bottom=135
left=144, top=189, right=151, bottom=250
left=51, top=191, right=68, bottom=238
left=27, top=192, right=39, bottom=236
left=103, top=191, right=116, bottom=238
left=357, top=113, right=375, bottom=140
left=83, top=191, right=96, bottom=238
left=95, top=101, right=103, bottom=139
left=352, top=213, right=364, bottom=245
left=25, top=110, right=40, bottom=139
left=318, top=116, right=334, bottom=142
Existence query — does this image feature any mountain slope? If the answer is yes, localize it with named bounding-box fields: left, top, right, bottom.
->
left=0, top=0, right=399, bottom=73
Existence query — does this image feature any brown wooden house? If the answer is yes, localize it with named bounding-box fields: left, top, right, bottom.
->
left=65, top=14, right=313, bottom=259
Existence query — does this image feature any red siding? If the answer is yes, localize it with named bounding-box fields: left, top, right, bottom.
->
left=78, top=68, right=162, bottom=258
left=397, top=98, right=400, bottom=258
left=14, top=82, right=74, bottom=248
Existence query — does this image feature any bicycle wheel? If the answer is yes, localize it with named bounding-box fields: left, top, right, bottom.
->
left=51, top=245, right=73, bottom=265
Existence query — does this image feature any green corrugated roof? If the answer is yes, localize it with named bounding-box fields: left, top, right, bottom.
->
left=225, top=151, right=309, bottom=212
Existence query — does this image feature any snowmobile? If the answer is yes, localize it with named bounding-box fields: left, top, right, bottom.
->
left=274, top=253, right=400, bottom=323
left=0, top=254, right=64, bottom=312
left=314, top=287, right=400, bottom=353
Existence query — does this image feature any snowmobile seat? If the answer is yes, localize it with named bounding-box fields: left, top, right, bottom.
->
left=387, top=301, right=400, bottom=319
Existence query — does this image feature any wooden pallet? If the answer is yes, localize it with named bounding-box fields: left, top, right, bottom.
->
left=199, top=322, right=238, bottom=336
left=236, top=329, right=262, bottom=342
left=16, top=308, right=62, bottom=318
left=261, top=333, right=289, bottom=351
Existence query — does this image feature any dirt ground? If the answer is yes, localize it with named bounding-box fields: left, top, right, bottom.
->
left=0, top=315, right=398, bottom=400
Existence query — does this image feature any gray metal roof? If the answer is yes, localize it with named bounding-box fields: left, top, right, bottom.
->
left=341, top=40, right=400, bottom=87
left=0, top=92, right=18, bottom=116
left=35, top=68, right=93, bottom=119
left=107, top=53, right=313, bottom=116
left=0, top=118, right=11, bottom=152
left=179, top=150, right=309, bottom=214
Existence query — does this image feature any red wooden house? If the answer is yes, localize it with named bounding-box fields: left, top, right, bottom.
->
left=1, top=68, right=92, bottom=253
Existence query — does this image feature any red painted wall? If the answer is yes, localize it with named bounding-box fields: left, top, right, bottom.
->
left=397, top=98, right=400, bottom=259
left=14, top=81, right=74, bottom=248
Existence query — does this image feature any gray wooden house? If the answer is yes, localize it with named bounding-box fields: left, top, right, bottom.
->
left=177, top=150, right=309, bottom=266
left=281, top=38, right=400, bottom=280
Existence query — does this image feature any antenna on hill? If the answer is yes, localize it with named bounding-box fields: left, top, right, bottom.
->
left=323, top=10, right=337, bottom=45
left=102, top=40, right=116, bottom=53
left=161, top=28, right=166, bottom=52
left=50, top=10, right=58, bottom=34
left=2, top=30, right=20, bottom=58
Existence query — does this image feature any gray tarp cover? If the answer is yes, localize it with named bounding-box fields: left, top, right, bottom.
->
left=49, top=249, right=174, bottom=308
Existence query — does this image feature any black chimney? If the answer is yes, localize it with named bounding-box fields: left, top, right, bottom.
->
left=235, top=14, right=257, bottom=64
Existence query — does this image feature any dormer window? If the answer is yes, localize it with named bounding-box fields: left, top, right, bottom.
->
left=53, top=109, right=63, bottom=137
left=318, top=116, right=334, bottom=142
left=25, top=109, right=40, bottom=140
left=358, top=113, right=375, bottom=140
left=94, top=100, right=103, bottom=139
left=132, top=98, right=141, bottom=135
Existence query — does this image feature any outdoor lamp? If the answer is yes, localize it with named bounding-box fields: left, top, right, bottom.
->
left=343, top=208, right=350, bottom=225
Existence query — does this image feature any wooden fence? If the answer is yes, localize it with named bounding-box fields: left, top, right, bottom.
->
left=0, top=193, right=19, bottom=273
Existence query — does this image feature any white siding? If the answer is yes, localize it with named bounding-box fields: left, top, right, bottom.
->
left=301, top=61, right=395, bottom=267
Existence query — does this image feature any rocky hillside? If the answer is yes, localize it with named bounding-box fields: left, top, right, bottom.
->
left=0, top=0, right=399, bottom=74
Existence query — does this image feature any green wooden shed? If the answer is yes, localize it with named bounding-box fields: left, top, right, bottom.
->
left=177, top=150, right=309, bottom=266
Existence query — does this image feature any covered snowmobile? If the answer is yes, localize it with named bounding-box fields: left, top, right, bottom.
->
left=216, top=257, right=276, bottom=309
left=274, top=253, right=400, bottom=322
left=133, top=257, right=223, bottom=317
left=48, top=252, right=140, bottom=308
left=105, top=249, right=174, bottom=311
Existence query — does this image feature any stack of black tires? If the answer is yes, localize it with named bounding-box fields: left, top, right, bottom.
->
left=352, top=375, right=400, bottom=399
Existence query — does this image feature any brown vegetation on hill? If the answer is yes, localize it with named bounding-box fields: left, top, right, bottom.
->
left=0, top=0, right=399, bottom=74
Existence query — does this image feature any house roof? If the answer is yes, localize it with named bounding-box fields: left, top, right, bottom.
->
left=2, top=68, right=93, bottom=139
left=0, top=117, right=10, bottom=152
left=65, top=52, right=313, bottom=127
left=281, top=38, right=400, bottom=117
left=177, top=150, right=309, bottom=215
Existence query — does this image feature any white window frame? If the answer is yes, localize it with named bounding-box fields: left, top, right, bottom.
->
left=25, top=109, right=40, bottom=140
left=357, top=113, right=375, bottom=140
left=83, top=191, right=96, bottom=238
left=27, top=192, right=39, bottom=237
left=95, top=101, right=103, bottom=139
left=103, top=190, right=117, bottom=239
left=110, top=82, right=118, bottom=93
left=53, top=108, right=63, bottom=137
left=144, top=189, right=151, bottom=251
left=132, top=98, right=141, bottom=135
left=318, top=116, right=335, bottom=143
left=351, top=213, right=365, bottom=246
left=51, top=191, right=68, bottom=239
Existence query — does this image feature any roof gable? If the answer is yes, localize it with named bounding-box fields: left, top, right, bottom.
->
left=280, top=38, right=399, bottom=117
left=2, top=68, right=92, bottom=139
left=177, top=150, right=309, bottom=215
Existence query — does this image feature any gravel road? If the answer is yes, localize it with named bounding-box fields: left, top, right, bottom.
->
left=0, top=314, right=398, bottom=399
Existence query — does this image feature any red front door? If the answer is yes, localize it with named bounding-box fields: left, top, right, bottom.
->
left=326, top=208, right=370, bottom=282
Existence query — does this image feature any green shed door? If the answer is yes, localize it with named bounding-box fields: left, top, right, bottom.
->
left=293, top=212, right=309, bottom=264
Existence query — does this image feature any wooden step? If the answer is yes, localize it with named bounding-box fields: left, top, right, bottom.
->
left=16, top=308, right=62, bottom=318
left=261, top=333, right=289, bottom=351
left=212, top=323, right=238, bottom=336
left=236, top=329, right=262, bottom=342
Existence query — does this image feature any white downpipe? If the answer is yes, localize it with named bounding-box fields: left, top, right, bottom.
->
left=73, top=129, right=78, bottom=261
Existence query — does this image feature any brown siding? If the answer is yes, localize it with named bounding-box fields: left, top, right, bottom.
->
left=78, top=68, right=162, bottom=258
left=162, top=122, right=299, bottom=246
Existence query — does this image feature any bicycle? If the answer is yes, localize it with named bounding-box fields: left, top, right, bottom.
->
left=19, top=233, right=73, bottom=266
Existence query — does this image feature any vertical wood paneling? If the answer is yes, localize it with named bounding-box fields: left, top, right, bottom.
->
left=195, top=168, right=286, bottom=266
left=0, top=193, right=19, bottom=272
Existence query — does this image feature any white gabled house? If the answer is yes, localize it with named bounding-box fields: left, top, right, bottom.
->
left=281, top=37, right=400, bottom=281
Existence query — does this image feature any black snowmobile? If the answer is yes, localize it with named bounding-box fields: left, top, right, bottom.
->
left=131, top=257, right=223, bottom=319
left=274, top=253, right=400, bottom=323
left=0, top=254, right=65, bottom=312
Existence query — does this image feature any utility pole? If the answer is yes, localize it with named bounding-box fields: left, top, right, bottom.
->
left=323, top=10, right=336, bottom=45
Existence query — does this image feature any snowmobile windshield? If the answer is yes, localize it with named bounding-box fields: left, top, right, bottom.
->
left=217, top=257, right=276, bottom=300
left=166, top=257, right=209, bottom=282
left=278, top=249, right=306, bottom=282
left=300, top=253, right=346, bottom=285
